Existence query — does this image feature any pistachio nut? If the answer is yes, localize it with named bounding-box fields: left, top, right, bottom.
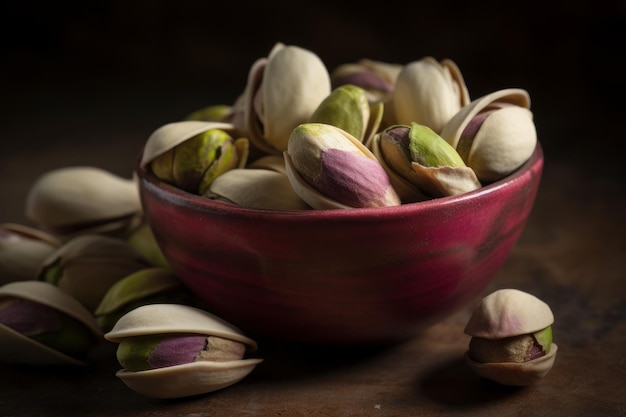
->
left=204, top=168, right=311, bottom=211
left=38, top=234, right=151, bottom=312
left=464, top=289, right=558, bottom=386
left=125, top=222, right=169, bottom=269
left=0, top=280, right=102, bottom=366
left=285, top=123, right=401, bottom=209
left=239, top=42, right=332, bottom=154
left=94, top=267, right=192, bottom=332
left=144, top=122, right=250, bottom=195
left=371, top=123, right=481, bottom=201
left=309, top=84, right=382, bottom=145
left=0, top=223, right=61, bottom=284
left=105, top=303, right=263, bottom=399
left=440, top=88, right=537, bottom=183
left=184, top=104, right=235, bottom=123
left=330, top=58, right=402, bottom=127
left=392, top=57, right=470, bottom=133
left=25, top=166, right=143, bottom=239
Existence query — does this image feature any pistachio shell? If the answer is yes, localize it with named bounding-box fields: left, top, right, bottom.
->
left=204, top=168, right=311, bottom=211
left=246, top=154, right=287, bottom=174
left=464, top=344, right=558, bottom=386
left=464, top=289, right=555, bottom=339
left=440, top=88, right=536, bottom=183
left=105, top=304, right=258, bottom=351
left=285, top=123, right=401, bottom=209
left=0, top=223, right=61, bottom=283
left=0, top=281, right=102, bottom=366
left=393, top=57, right=470, bottom=133
left=104, top=304, right=262, bottom=398
left=241, top=42, right=332, bottom=154
left=38, top=234, right=151, bottom=312
left=140, top=121, right=240, bottom=169
left=25, top=166, right=142, bottom=237
left=114, top=358, right=263, bottom=399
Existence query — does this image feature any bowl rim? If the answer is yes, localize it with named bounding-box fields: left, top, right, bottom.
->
left=135, top=142, right=544, bottom=220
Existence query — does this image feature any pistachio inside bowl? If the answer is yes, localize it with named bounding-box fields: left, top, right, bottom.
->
left=135, top=143, right=543, bottom=345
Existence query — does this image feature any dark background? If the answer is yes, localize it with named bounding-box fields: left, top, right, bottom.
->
left=1, top=0, right=625, bottom=218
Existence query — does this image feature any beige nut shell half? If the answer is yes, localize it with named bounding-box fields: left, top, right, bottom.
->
left=0, top=281, right=102, bottom=366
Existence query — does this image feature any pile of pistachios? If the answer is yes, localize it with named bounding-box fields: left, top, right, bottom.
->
left=141, top=42, right=537, bottom=210
left=0, top=42, right=551, bottom=399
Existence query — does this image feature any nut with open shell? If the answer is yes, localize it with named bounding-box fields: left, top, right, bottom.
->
left=104, top=303, right=263, bottom=399
left=440, top=88, right=537, bottom=183
left=238, top=42, right=332, bottom=155
left=392, top=57, right=470, bottom=133
left=0, top=280, right=103, bottom=366
left=464, top=288, right=558, bottom=386
left=140, top=121, right=249, bottom=195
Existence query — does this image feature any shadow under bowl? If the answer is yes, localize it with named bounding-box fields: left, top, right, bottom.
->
left=136, top=143, right=544, bottom=345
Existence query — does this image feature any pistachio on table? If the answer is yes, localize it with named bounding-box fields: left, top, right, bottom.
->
left=38, top=234, right=151, bottom=312
left=284, top=122, right=401, bottom=209
left=105, top=303, right=263, bottom=399
left=464, top=288, right=558, bottom=386
left=94, top=267, right=194, bottom=332
left=0, top=281, right=102, bottom=366
left=25, top=166, right=143, bottom=239
left=0, top=223, right=61, bottom=284
left=125, top=222, right=169, bottom=269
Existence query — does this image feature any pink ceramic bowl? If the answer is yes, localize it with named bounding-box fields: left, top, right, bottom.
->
left=135, top=143, right=544, bottom=345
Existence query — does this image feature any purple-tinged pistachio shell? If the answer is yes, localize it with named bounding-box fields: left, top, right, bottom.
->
left=240, top=42, right=332, bottom=154
left=393, top=57, right=470, bottom=133
left=440, top=88, right=537, bottom=183
left=104, top=304, right=262, bottom=399
left=463, top=289, right=557, bottom=386
left=0, top=280, right=102, bottom=366
left=285, top=123, right=401, bottom=209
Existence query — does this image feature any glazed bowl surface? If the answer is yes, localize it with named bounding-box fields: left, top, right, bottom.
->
left=135, top=143, right=544, bottom=345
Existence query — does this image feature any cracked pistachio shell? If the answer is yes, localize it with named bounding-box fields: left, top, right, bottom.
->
left=246, top=154, right=287, bottom=174
left=241, top=42, right=332, bottom=154
left=309, top=84, right=378, bottom=144
left=463, top=289, right=557, bottom=386
left=0, top=280, right=102, bottom=366
left=142, top=121, right=249, bottom=195
left=0, top=223, right=61, bottom=284
left=440, top=88, right=537, bottom=183
left=38, top=234, right=151, bottom=312
left=94, top=267, right=190, bottom=332
left=204, top=168, right=311, bottom=211
left=285, top=123, right=401, bottom=209
left=25, top=166, right=142, bottom=238
left=393, top=57, right=470, bottom=133
left=104, top=304, right=262, bottom=399
left=372, top=124, right=481, bottom=201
